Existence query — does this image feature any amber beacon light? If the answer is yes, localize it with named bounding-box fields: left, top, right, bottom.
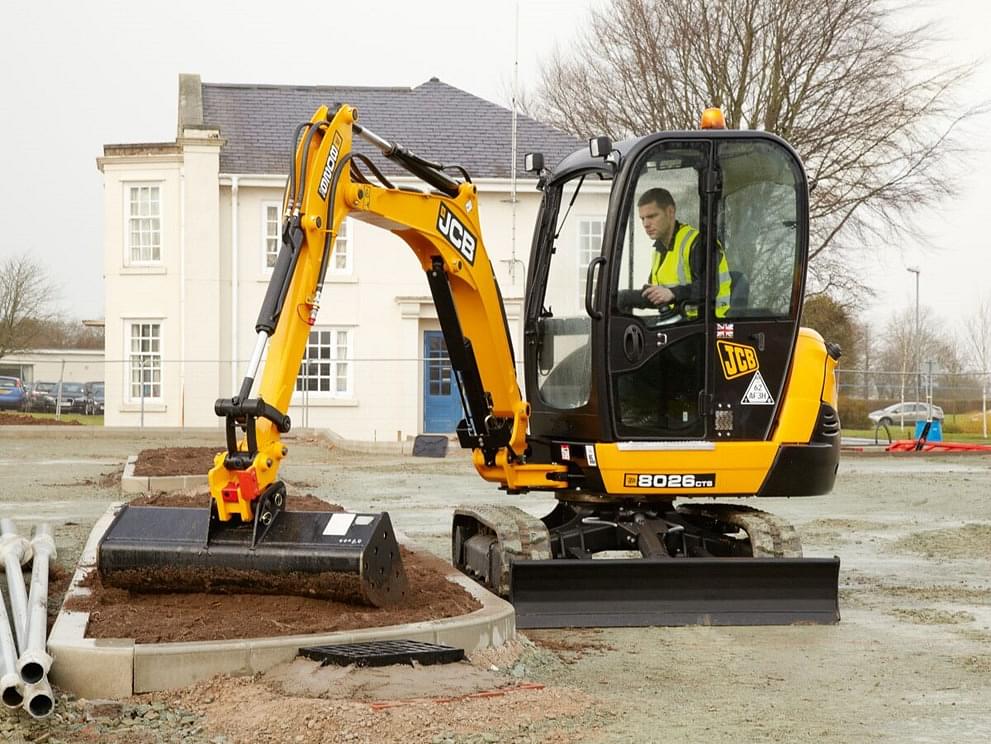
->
left=700, top=107, right=727, bottom=129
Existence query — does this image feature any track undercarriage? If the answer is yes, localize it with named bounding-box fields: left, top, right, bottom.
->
left=453, top=499, right=838, bottom=628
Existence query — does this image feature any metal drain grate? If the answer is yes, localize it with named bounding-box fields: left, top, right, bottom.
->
left=299, top=640, right=465, bottom=667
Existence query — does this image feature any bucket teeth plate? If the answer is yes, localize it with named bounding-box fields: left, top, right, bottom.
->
left=510, top=556, right=840, bottom=628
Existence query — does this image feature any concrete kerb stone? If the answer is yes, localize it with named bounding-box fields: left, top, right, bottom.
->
left=48, top=504, right=516, bottom=698
left=48, top=505, right=135, bottom=699
left=120, top=454, right=209, bottom=494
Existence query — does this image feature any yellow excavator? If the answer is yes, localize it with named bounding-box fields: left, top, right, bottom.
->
left=98, top=103, right=841, bottom=626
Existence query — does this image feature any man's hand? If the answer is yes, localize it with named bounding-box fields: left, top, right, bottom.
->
left=642, top=284, right=675, bottom=306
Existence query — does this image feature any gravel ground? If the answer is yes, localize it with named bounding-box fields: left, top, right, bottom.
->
left=0, top=427, right=989, bottom=743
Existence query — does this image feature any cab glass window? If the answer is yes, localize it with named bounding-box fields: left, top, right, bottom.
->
left=715, top=140, right=804, bottom=318
left=534, top=172, right=611, bottom=409
left=614, top=142, right=707, bottom=323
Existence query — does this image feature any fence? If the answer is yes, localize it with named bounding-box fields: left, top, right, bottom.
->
left=15, top=356, right=529, bottom=441
left=836, top=367, right=991, bottom=435
left=15, top=356, right=991, bottom=438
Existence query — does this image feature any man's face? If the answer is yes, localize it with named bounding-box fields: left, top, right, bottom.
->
left=638, top=201, right=675, bottom=243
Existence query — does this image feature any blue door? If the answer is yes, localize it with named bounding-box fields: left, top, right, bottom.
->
left=423, top=331, right=464, bottom=433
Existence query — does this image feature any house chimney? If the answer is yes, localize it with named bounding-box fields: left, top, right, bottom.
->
left=177, top=73, right=204, bottom=137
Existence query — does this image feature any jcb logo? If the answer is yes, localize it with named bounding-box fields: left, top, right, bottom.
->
left=317, top=132, right=344, bottom=199
left=623, top=473, right=716, bottom=489
left=717, top=340, right=759, bottom=380
left=437, top=204, right=477, bottom=264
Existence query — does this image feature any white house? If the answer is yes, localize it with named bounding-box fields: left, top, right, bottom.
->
left=97, top=74, right=580, bottom=440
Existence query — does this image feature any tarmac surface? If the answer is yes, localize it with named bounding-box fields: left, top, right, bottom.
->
left=0, top=426, right=990, bottom=743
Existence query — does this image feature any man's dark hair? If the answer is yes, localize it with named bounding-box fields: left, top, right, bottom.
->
left=637, top=187, right=675, bottom=210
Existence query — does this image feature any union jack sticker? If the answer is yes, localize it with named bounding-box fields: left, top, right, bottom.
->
left=716, top=323, right=734, bottom=339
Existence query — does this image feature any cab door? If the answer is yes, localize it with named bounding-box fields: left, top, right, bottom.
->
left=607, top=140, right=714, bottom=440
left=605, top=135, right=808, bottom=442
left=709, top=137, right=809, bottom=440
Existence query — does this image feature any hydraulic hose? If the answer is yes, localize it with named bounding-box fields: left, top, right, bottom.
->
left=353, top=122, right=461, bottom=197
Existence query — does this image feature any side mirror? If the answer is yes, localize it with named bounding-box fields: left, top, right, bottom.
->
left=589, top=136, right=612, bottom=159
left=524, top=152, right=544, bottom=173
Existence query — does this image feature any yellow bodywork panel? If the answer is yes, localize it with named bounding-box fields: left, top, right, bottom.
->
left=209, top=104, right=566, bottom=522
left=593, top=327, right=834, bottom=499
left=773, top=328, right=835, bottom=443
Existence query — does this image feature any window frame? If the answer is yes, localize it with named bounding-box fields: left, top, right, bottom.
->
left=576, top=216, right=604, bottom=304
left=294, top=326, right=354, bottom=399
left=329, top=217, right=353, bottom=275
left=123, top=182, right=163, bottom=266
left=123, top=319, right=164, bottom=403
left=261, top=201, right=282, bottom=274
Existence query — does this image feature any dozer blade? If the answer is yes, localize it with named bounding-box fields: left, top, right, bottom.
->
left=510, top=557, right=840, bottom=628
left=97, top=506, right=408, bottom=607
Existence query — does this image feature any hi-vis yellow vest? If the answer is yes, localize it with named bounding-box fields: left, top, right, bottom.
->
left=649, top=224, right=731, bottom=318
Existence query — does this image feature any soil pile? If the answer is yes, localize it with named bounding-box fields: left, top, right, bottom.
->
left=133, top=446, right=221, bottom=476
left=68, top=548, right=481, bottom=643
left=0, top=412, right=80, bottom=425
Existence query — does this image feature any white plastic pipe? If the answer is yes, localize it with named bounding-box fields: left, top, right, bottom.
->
left=18, top=524, right=56, bottom=684
left=0, top=585, right=23, bottom=709
left=0, top=519, right=32, bottom=652
left=22, top=677, right=54, bottom=719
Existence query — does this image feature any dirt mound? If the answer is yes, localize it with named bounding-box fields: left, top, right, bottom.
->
left=133, top=446, right=221, bottom=476
left=66, top=548, right=481, bottom=643
left=0, top=412, right=80, bottom=425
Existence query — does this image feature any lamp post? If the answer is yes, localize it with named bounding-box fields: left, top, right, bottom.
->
left=906, top=266, right=921, bottom=415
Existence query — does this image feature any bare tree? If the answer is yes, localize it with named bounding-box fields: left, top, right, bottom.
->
left=877, top=306, right=961, bottom=403
left=961, top=295, right=991, bottom=374
left=536, top=0, right=985, bottom=298
left=961, top=294, right=991, bottom=435
left=0, top=253, right=56, bottom=359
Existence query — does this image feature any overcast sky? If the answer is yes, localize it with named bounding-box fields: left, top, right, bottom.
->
left=1, top=0, right=989, bottom=345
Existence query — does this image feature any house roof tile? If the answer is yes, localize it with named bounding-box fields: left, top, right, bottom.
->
left=200, top=78, right=581, bottom=180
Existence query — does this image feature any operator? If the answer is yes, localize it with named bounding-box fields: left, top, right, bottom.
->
left=615, top=188, right=731, bottom=432
left=637, top=187, right=731, bottom=319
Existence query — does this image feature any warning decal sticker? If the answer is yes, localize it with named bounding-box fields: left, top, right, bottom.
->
left=741, top=371, right=775, bottom=405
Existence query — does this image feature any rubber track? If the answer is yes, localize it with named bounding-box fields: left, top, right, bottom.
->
left=453, top=504, right=551, bottom=595
left=677, top=503, right=803, bottom=558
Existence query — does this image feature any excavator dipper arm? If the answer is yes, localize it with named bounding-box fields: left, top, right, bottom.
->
left=208, top=104, right=566, bottom=525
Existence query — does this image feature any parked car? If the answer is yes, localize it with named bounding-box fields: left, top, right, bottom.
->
left=83, top=381, right=104, bottom=415
left=56, top=382, right=88, bottom=413
left=868, top=402, right=944, bottom=428
left=24, top=381, right=59, bottom=412
left=0, top=376, right=26, bottom=411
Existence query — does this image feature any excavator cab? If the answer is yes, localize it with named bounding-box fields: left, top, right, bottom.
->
left=526, top=132, right=819, bottom=452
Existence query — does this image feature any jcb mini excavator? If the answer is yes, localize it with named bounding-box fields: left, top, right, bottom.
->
left=98, top=103, right=841, bottom=625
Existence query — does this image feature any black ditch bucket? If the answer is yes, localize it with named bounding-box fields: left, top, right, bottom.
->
left=510, top=556, right=840, bottom=628
left=97, top=506, right=408, bottom=607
